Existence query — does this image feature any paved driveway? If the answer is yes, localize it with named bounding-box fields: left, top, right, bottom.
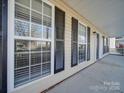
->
left=47, top=55, right=124, bottom=93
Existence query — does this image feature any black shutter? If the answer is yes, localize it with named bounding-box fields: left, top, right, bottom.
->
left=103, top=36, right=105, bottom=54
left=0, top=0, right=2, bottom=92
left=71, top=17, right=78, bottom=67
left=54, top=7, right=65, bottom=73
left=0, top=0, right=7, bottom=93
left=106, top=38, right=109, bottom=52
left=87, top=27, right=91, bottom=61
left=96, top=33, right=99, bottom=59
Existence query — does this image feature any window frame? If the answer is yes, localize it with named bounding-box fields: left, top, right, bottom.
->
left=8, top=0, right=55, bottom=92
left=71, top=19, right=88, bottom=67
left=78, top=21, right=87, bottom=64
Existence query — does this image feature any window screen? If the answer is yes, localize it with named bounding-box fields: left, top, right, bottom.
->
left=54, top=7, right=65, bottom=73
left=71, top=17, right=78, bottom=67
left=14, top=0, right=52, bottom=87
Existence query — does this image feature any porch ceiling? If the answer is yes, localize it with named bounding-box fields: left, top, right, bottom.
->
left=62, top=0, right=124, bottom=37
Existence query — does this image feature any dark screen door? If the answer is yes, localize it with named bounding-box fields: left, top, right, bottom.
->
left=54, top=7, right=65, bottom=73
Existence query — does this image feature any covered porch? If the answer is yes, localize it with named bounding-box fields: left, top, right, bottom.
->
left=46, top=54, right=124, bottom=93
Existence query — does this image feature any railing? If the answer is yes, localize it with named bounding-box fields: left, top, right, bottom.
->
left=110, top=48, right=124, bottom=56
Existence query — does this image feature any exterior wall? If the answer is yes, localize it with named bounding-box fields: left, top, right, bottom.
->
left=8, top=0, right=109, bottom=93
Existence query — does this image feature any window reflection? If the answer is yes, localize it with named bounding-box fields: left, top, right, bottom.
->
left=42, top=42, right=51, bottom=51
left=15, top=40, right=29, bottom=52
left=31, top=24, right=42, bottom=38
left=31, top=41, right=41, bottom=51
left=15, top=20, right=30, bottom=36
left=78, top=23, right=86, bottom=44
left=43, top=26, right=51, bottom=39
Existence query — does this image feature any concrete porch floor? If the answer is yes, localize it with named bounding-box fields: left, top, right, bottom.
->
left=46, top=55, right=124, bottom=93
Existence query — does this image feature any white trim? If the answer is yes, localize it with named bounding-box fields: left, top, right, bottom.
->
left=14, top=36, right=52, bottom=41
left=8, top=0, right=15, bottom=92
left=51, top=4, right=55, bottom=75
left=28, top=0, right=32, bottom=85
left=78, top=20, right=87, bottom=28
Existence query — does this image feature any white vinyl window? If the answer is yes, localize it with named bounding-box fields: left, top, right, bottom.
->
left=14, top=0, right=53, bottom=87
left=78, top=23, right=87, bottom=63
